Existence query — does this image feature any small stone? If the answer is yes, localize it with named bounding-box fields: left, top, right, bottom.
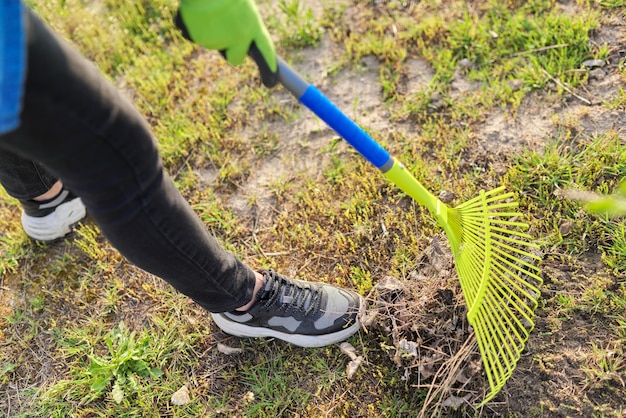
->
left=582, top=59, right=605, bottom=68
left=559, top=221, right=574, bottom=236
left=171, top=384, right=191, bottom=406
left=508, top=79, right=524, bottom=91
left=459, top=58, right=474, bottom=69
left=588, top=68, right=606, bottom=80
left=438, top=190, right=457, bottom=204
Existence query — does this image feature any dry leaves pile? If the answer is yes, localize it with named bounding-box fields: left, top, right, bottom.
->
left=364, top=234, right=489, bottom=417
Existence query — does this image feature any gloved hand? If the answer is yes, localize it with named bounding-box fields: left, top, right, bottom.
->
left=175, top=0, right=278, bottom=87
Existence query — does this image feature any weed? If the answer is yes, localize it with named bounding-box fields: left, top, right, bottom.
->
left=605, top=86, right=626, bottom=110
left=241, top=349, right=313, bottom=416
left=267, top=0, right=324, bottom=49
left=85, top=322, right=164, bottom=404
left=582, top=342, right=625, bottom=389
left=597, top=0, right=626, bottom=7
left=350, top=266, right=374, bottom=294
left=74, top=223, right=107, bottom=262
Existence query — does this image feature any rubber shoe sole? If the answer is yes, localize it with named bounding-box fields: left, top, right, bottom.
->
left=21, top=197, right=86, bottom=242
left=211, top=296, right=364, bottom=348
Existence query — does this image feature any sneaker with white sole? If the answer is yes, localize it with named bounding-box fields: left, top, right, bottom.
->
left=20, top=188, right=86, bottom=242
left=211, top=270, right=363, bottom=348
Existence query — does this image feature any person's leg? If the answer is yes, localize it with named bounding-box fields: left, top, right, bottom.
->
left=0, top=8, right=361, bottom=345
left=0, top=8, right=257, bottom=312
left=32, top=180, right=62, bottom=200
left=0, top=148, right=86, bottom=241
left=0, top=149, right=57, bottom=199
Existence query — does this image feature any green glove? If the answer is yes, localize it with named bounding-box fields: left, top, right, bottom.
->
left=176, top=0, right=278, bottom=87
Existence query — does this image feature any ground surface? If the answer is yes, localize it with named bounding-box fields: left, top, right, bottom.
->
left=1, top=0, right=625, bottom=417
left=225, top=4, right=626, bottom=416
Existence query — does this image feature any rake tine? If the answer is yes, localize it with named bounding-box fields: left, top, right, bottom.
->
left=456, top=248, right=488, bottom=298
left=491, top=244, right=543, bottom=274
left=474, top=312, right=508, bottom=391
left=457, top=242, right=541, bottom=298
left=488, top=258, right=542, bottom=300
left=490, top=247, right=542, bottom=285
left=459, top=203, right=518, bottom=214
left=488, top=239, right=539, bottom=263
left=487, top=273, right=538, bottom=325
left=460, top=223, right=540, bottom=264
left=457, top=187, right=511, bottom=206
left=474, top=307, right=522, bottom=400
left=463, top=216, right=528, bottom=234
left=458, top=203, right=520, bottom=214
left=462, top=224, right=537, bottom=250
left=475, top=294, right=533, bottom=401
left=489, top=226, right=537, bottom=243
left=490, top=219, right=535, bottom=229
left=457, top=264, right=482, bottom=300
left=482, top=297, right=524, bottom=361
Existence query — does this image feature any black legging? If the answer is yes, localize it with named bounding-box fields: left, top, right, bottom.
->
left=0, top=8, right=256, bottom=312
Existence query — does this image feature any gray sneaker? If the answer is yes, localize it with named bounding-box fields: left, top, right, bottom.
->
left=20, top=188, right=86, bottom=242
left=211, top=270, right=363, bottom=348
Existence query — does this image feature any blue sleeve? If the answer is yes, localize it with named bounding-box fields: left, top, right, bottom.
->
left=0, top=0, right=27, bottom=134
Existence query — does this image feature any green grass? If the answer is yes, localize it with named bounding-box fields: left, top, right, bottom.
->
left=507, top=130, right=626, bottom=265
left=1, top=0, right=625, bottom=416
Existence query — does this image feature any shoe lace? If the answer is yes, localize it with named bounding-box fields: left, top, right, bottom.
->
left=259, top=270, right=323, bottom=317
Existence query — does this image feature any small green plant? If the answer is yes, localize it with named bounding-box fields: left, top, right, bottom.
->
left=240, top=347, right=313, bottom=416
left=606, top=86, right=626, bottom=110
left=268, top=0, right=324, bottom=48
left=86, top=322, right=164, bottom=404
left=74, top=223, right=107, bottom=261
left=582, top=342, right=625, bottom=388
left=598, top=0, right=626, bottom=7
left=0, top=362, right=16, bottom=385
left=0, top=234, right=24, bottom=275
left=192, top=196, right=240, bottom=237
left=350, top=266, right=373, bottom=295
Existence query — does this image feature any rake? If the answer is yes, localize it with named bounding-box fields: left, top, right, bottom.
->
left=276, top=57, right=543, bottom=404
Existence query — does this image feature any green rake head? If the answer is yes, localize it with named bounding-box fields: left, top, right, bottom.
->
left=384, top=163, right=542, bottom=405
left=449, top=186, right=542, bottom=404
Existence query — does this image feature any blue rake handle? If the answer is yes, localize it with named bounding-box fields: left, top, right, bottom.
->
left=277, top=58, right=391, bottom=170
left=276, top=57, right=451, bottom=231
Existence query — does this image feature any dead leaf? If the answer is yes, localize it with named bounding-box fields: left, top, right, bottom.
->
left=340, top=342, right=358, bottom=360
left=418, top=364, right=434, bottom=380
left=441, top=394, right=472, bottom=408
left=217, top=343, right=243, bottom=355
left=398, top=339, right=418, bottom=357
left=559, top=221, right=574, bottom=236
left=455, top=370, right=470, bottom=384
left=374, top=276, right=405, bottom=292
left=346, top=356, right=364, bottom=379
left=361, top=309, right=378, bottom=328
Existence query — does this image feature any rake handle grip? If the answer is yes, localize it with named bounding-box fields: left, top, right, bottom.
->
left=277, top=57, right=392, bottom=170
